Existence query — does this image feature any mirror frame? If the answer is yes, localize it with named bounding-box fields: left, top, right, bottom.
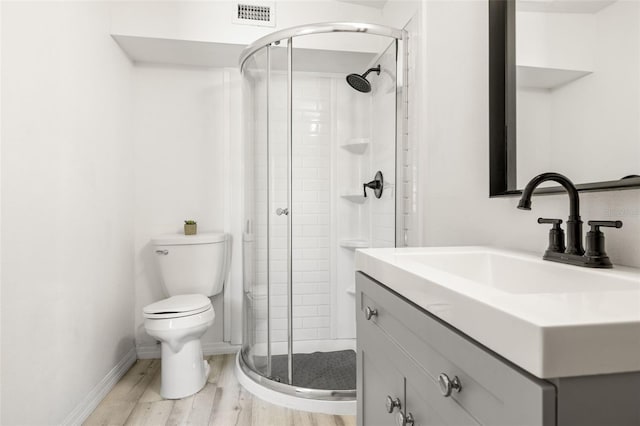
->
left=488, top=0, right=640, bottom=197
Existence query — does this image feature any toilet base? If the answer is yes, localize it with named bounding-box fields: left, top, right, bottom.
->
left=160, top=339, right=209, bottom=399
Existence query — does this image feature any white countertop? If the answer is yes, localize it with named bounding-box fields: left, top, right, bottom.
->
left=355, top=246, right=640, bottom=379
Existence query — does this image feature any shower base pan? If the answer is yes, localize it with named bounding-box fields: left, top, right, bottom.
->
left=235, top=350, right=356, bottom=415
left=255, top=349, right=356, bottom=390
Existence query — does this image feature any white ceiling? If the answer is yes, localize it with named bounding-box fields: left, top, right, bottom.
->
left=517, top=0, right=617, bottom=14
left=112, top=35, right=246, bottom=68
left=112, top=34, right=375, bottom=74
left=335, top=0, right=388, bottom=10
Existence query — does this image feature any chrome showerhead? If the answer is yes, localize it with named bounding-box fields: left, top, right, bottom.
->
left=346, top=65, right=381, bottom=93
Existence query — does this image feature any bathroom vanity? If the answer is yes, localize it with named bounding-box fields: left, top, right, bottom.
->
left=355, top=247, right=640, bottom=426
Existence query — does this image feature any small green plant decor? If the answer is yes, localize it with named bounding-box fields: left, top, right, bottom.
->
left=184, top=220, right=197, bottom=235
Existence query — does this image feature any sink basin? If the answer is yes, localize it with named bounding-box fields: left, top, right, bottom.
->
left=397, top=251, right=639, bottom=294
left=355, top=246, right=640, bottom=379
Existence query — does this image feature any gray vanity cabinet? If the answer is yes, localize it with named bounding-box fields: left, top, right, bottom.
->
left=356, top=272, right=556, bottom=426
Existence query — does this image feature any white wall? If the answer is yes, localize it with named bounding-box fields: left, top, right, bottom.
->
left=132, top=64, right=242, bottom=355
left=111, top=0, right=387, bottom=54
left=0, top=1, right=4, bottom=421
left=421, top=1, right=640, bottom=268
left=0, top=2, right=135, bottom=424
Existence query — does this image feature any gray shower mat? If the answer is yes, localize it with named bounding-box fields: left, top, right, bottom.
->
left=257, top=349, right=356, bottom=390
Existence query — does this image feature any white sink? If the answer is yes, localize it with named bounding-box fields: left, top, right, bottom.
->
left=398, top=251, right=639, bottom=294
left=355, top=246, right=640, bottom=378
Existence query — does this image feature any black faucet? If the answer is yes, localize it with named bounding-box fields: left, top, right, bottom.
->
left=518, top=172, right=584, bottom=255
left=518, top=172, right=622, bottom=268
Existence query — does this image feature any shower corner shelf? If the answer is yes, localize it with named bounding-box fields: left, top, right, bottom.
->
left=340, top=239, right=369, bottom=250
left=341, top=139, right=370, bottom=155
left=517, top=64, right=592, bottom=89
left=340, top=194, right=367, bottom=204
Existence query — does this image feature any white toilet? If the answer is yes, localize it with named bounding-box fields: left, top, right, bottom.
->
left=143, top=232, right=229, bottom=399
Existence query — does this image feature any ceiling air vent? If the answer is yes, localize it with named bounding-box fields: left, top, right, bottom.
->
left=234, top=2, right=275, bottom=27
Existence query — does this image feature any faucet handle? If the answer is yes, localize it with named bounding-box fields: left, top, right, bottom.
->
left=537, top=218, right=566, bottom=253
left=587, top=220, right=623, bottom=230
left=537, top=218, right=563, bottom=226
left=363, top=171, right=384, bottom=199
left=585, top=220, right=623, bottom=265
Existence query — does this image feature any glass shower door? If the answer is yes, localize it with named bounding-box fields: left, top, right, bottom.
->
left=266, top=39, right=292, bottom=384
left=241, top=46, right=269, bottom=377
left=241, top=38, right=293, bottom=385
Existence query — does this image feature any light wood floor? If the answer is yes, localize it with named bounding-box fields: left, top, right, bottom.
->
left=84, top=353, right=356, bottom=426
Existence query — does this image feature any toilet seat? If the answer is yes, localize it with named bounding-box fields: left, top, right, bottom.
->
left=143, top=294, right=212, bottom=319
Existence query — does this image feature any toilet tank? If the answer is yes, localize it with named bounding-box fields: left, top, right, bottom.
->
left=151, top=232, right=229, bottom=297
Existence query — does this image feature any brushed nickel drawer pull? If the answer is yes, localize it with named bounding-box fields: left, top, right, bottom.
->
left=385, top=395, right=401, bottom=413
left=438, top=373, right=462, bottom=397
left=365, top=306, right=378, bottom=320
left=396, top=412, right=414, bottom=426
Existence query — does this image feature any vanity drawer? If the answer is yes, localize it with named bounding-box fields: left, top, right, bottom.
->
left=358, top=313, right=479, bottom=426
left=356, top=272, right=556, bottom=426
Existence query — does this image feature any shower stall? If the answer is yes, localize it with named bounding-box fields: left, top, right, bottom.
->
left=238, top=22, right=407, bottom=414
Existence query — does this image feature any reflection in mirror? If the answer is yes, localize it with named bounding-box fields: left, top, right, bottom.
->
left=515, top=0, right=640, bottom=188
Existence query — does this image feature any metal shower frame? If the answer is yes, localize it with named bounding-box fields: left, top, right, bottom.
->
left=239, top=21, right=408, bottom=402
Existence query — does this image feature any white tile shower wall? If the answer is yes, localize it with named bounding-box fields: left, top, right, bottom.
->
left=335, top=77, right=372, bottom=340
left=253, top=74, right=336, bottom=346
left=248, top=55, right=411, bottom=346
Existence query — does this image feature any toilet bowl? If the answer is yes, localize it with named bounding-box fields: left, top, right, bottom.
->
left=144, top=294, right=215, bottom=399
left=143, top=232, right=229, bottom=399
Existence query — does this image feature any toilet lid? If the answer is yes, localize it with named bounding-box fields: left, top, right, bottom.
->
left=143, top=294, right=212, bottom=319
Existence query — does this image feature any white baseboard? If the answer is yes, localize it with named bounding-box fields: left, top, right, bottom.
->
left=203, top=342, right=241, bottom=356
left=62, top=347, right=137, bottom=426
left=136, top=341, right=240, bottom=359
left=136, top=342, right=161, bottom=359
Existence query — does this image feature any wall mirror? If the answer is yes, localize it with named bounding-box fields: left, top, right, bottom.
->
left=489, top=0, right=640, bottom=197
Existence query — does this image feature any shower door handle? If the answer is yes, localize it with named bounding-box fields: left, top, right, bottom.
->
left=276, top=208, right=289, bottom=216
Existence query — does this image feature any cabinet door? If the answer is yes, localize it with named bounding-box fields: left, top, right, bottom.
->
left=404, top=375, right=448, bottom=426
left=357, top=324, right=404, bottom=426
left=404, top=365, right=478, bottom=426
